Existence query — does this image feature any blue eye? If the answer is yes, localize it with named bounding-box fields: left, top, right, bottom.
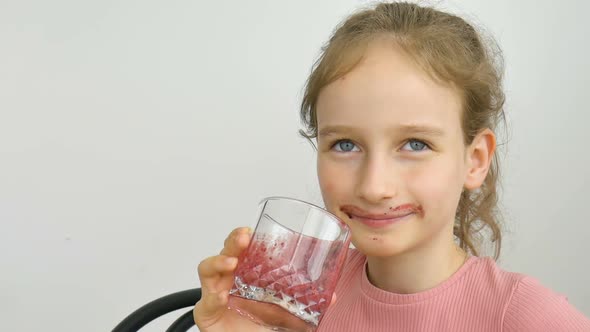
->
left=332, top=140, right=359, bottom=152
left=402, top=139, right=429, bottom=152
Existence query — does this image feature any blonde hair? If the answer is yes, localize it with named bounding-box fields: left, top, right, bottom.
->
left=300, top=1, right=506, bottom=259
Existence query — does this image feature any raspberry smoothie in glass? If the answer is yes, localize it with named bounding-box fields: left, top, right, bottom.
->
left=228, top=197, right=351, bottom=331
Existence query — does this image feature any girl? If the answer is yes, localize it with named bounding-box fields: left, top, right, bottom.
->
left=193, top=2, right=590, bottom=331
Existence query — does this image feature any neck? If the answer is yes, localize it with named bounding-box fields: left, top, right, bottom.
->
left=366, top=234, right=468, bottom=294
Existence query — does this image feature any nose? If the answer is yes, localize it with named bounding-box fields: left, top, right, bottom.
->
left=355, top=153, right=398, bottom=204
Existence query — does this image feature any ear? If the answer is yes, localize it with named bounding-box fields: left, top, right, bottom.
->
left=464, top=128, right=496, bottom=191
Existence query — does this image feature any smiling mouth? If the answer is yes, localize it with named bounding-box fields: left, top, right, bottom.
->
left=344, top=211, right=414, bottom=219
left=345, top=212, right=415, bottom=228
left=340, top=204, right=422, bottom=228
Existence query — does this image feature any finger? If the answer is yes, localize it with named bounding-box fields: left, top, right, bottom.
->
left=330, top=292, right=337, bottom=306
left=221, top=227, right=251, bottom=250
left=198, top=255, right=238, bottom=279
left=224, top=227, right=251, bottom=246
left=197, top=255, right=238, bottom=292
left=220, top=227, right=252, bottom=257
left=195, top=290, right=227, bottom=313
left=194, top=290, right=229, bottom=327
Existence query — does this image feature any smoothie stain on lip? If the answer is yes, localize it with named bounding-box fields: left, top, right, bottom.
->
left=340, top=204, right=424, bottom=229
left=352, top=212, right=414, bottom=228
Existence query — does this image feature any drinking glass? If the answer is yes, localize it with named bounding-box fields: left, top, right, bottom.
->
left=228, top=196, right=351, bottom=331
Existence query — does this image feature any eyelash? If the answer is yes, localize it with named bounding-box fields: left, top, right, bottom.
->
left=329, top=138, right=431, bottom=153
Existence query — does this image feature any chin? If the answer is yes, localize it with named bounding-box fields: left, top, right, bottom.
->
left=349, top=228, right=416, bottom=258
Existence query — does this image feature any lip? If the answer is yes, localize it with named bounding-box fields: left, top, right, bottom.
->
left=340, top=204, right=420, bottom=228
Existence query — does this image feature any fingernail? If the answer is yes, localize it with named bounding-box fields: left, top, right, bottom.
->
left=226, top=257, right=237, bottom=265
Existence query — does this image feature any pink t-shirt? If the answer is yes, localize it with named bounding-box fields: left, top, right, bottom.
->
left=317, top=249, right=590, bottom=331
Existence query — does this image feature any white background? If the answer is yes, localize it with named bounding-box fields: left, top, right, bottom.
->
left=1, top=0, right=589, bottom=331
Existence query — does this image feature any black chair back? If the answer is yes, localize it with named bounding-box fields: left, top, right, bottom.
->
left=113, top=288, right=201, bottom=332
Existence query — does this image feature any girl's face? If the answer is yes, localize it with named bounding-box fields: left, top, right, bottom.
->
left=316, top=41, right=478, bottom=257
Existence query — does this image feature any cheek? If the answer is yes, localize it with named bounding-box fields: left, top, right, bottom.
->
left=406, top=158, right=464, bottom=215
left=317, top=158, right=353, bottom=206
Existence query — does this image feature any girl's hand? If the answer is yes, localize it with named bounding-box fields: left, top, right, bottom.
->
left=193, top=227, right=265, bottom=331
left=193, top=227, right=338, bottom=331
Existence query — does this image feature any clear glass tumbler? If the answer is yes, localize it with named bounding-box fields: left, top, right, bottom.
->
left=228, top=197, right=351, bottom=331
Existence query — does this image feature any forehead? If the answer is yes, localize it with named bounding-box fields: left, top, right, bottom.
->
left=316, top=41, right=463, bottom=134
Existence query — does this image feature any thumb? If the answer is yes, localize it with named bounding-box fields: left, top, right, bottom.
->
left=330, top=292, right=337, bottom=306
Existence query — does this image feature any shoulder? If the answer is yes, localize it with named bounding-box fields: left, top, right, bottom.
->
left=467, top=256, right=523, bottom=286
left=461, top=258, right=590, bottom=331
left=502, top=275, right=590, bottom=331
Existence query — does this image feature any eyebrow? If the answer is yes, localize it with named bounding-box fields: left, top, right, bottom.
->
left=318, top=124, right=446, bottom=137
